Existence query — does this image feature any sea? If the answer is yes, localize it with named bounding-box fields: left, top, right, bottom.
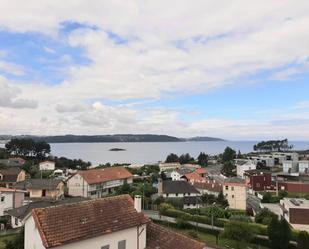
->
left=43, top=141, right=309, bottom=165
left=1, top=141, right=309, bottom=165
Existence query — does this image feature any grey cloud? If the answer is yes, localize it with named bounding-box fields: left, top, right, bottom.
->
left=56, top=104, right=87, bottom=113
left=0, top=79, right=38, bottom=109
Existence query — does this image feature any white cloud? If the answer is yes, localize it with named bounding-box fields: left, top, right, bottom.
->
left=0, top=1, right=309, bottom=138
left=0, top=61, right=25, bottom=76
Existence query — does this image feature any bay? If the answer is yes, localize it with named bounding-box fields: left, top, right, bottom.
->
left=49, top=141, right=309, bottom=165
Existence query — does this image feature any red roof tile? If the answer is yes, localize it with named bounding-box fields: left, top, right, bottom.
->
left=77, top=167, right=133, bottom=184
left=183, top=172, right=204, bottom=182
left=32, top=195, right=149, bottom=248
left=146, top=222, right=206, bottom=249
left=195, top=168, right=207, bottom=175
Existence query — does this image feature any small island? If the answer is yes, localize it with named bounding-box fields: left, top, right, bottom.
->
left=109, top=148, right=126, bottom=151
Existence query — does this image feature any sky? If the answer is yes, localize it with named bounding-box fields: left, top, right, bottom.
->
left=0, top=1, right=309, bottom=140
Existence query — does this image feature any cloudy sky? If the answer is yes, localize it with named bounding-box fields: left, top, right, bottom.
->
left=0, top=1, right=309, bottom=140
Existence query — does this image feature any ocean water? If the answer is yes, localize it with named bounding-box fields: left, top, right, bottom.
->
left=47, top=141, right=309, bottom=165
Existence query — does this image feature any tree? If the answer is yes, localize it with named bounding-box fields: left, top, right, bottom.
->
left=223, top=221, right=256, bottom=248
left=179, top=153, right=194, bottom=164
left=0, top=148, right=9, bottom=159
left=165, top=153, right=179, bottom=163
left=221, top=161, right=236, bottom=177
left=197, top=152, right=209, bottom=167
left=268, top=217, right=291, bottom=249
left=297, top=231, right=309, bottom=249
left=221, top=147, right=236, bottom=163
left=255, top=208, right=277, bottom=225
left=253, top=139, right=293, bottom=152
left=217, top=191, right=229, bottom=208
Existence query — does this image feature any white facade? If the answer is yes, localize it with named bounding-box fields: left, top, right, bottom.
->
left=299, top=161, right=309, bottom=174
left=39, top=161, right=56, bottom=171
left=0, top=190, right=24, bottom=216
left=251, top=155, right=275, bottom=167
left=162, top=192, right=199, bottom=198
left=67, top=173, right=133, bottom=198
left=25, top=214, right=147, bottom=249
left=171, top=170, right=182, bottom=181
left=223, top=184, right=247, bottom=210
left=236, top=160, right=256, bottom=178
left=283, top=161, right=298, bottom=173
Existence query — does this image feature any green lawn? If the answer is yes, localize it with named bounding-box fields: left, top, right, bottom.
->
left=0, top=234, right=17, bottom=249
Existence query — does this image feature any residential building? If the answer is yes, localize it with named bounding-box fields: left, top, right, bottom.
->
left=283, top=161, right=298, bottom=173
left=223, top=178, right=247, bottom=210
left=182, top=172, right=204, bottom=184
left=0, top=188, right=25, bottom=216
left=24, top=195, right=206, bottom=249
left=158, top=162, right=181, bottom=172
left=0, top=157, right=25, bottom=167
left=244, top=170, right=272, bottom=192
left=236, top=160, right=256, bottom=178
left=0, top=167, right=26, bottom=188
left=166, top=167, right=194, bottom=181
left=5, top=197, right=87, bottom=229
left=67, top=167, right=133, bottom=198
left=39, top=161, right=56, bottom=171
left=272, top=152, right=299, bottom=163
left=280, top=198, right=309, bottom=231
left=193, top=180, right=222, bottom=196
left=195, top=168, right=207, bottom=178
left=157, top=179, right=200, bottom=198
left=277, top=181, right=309, bottom=194
left=14, top=179, right=64, bottom=199
left=183, top=196, right=203, bottom=209
left=298, top=161, right=309, bottom=174
left=250, top=155, right=275, bottom=167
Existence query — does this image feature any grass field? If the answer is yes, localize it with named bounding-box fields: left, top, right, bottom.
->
left=0, top=234, right=17, bottom=249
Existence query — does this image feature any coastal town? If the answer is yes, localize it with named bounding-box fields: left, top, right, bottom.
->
left=0, top=138, right=308, bottom=249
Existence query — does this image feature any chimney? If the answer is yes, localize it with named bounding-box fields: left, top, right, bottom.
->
left=134, top=195, right=142, bottom=212
left=157, top=178, right=163, bottom=194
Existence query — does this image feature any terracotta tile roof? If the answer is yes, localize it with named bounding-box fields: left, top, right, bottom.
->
left=193, top=181, right=222, bottom=193
left=183, top=172, right=204, bottom=182
left=32, top=195, right=149, bottom=248
left=146, top=222, right=206, bottom=249
left=76, top=166, right=133, bottom=184
left=195, top=168, right=207, bottom=175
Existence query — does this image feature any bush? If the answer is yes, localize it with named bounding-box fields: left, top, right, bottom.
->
left=176, top=215, right=189, bottom=229
left=222, top=220, right=256, bottom=248
left=297, top=231, right=309, bottom=249
left=158, top=203, right=174, bottom=214
left=230, top=215, right=252, bottom=223
left=255, top=208, right=278, bottom=225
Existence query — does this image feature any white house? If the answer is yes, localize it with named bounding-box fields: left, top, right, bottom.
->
left=298, top=161, right=309, bottom=174
left=0, top=188, right=25, bottom=216
left=157, top=179, right=200, bottom=198
left=39, top=161, right=56, bottom=171
left=171, top=170, right=182, bottom=181
left=283, top=161, right=298, bottom=173
left=236, top=160, right=256, bottom=178
left=24, top=195, right=206, bottom=249
left=250, top=155, right=275, bottom=167
left=67, top=167, right=133, bottom=198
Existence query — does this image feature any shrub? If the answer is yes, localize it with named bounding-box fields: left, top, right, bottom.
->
left=158, top=203, right=174, bottom=214
left=297, top=231, right=309, bottom=249
left=255, top=208, right=278, bottom=225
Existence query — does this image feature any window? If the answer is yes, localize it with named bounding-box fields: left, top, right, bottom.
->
left=15, top=218, right=18, bottom=226
left=175, top=193, right=178, bottom=197
left=232, top=195, right=234, bottom=198
left=1, top=196, right=4, bottom=202
left=231, top=187, right=234, bottom=191
left=188, top=193, right=191, bottom=196
left=225, top=186, right=228, bottom=190
left=166, top=193, right=169, bottom=197
left=118, top=240, right=126, bottom=249
left=101, top=246, right=109, bottom=249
